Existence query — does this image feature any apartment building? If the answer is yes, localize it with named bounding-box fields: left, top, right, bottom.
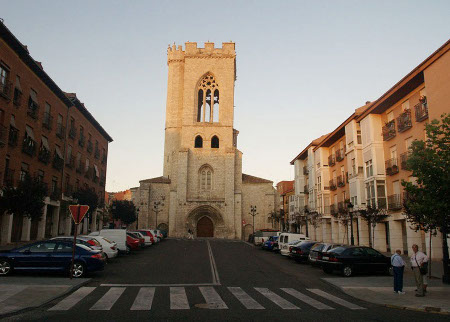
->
left=0, top=21, right=113, bottom=245
left=290, top=39, right=450, bottom=259
left=275, top=180, right=294, bottom=231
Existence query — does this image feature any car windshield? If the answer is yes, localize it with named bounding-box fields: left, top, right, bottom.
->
left=102, top=237, right=113, bottom=244
left=311, top=243, right=324, bottom=251
left=328, top=246, right=348, bottom=254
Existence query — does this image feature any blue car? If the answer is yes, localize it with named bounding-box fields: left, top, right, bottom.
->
left=0, top=240, right=105, bottom=278
left=262, top=236, right=278, bottom=251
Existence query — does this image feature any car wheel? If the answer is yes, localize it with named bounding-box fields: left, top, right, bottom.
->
left=104, top=253, right=109, bottom=261
left=342, top=265, right=353, bottom=277
left=0, top=259, right=12, bottom=276
left=72, top=262, right=86, bottom=278
left=323, top=267, right=333, bottom=274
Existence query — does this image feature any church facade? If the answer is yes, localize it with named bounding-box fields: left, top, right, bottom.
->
left=135, top=42, right=277, bottom=239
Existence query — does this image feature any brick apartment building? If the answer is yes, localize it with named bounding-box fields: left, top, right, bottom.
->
left=0, top=21, right=113, bottom=245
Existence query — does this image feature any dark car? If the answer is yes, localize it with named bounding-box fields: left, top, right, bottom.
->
left=321, top=246, right=392, bottom=277
left=309, top=243, right=343, bottom=266
left=262, top=236, right=278, bottom=251
left=289, top=241, right=318, bottom=262
left=0, top=240, right=105, bottom=278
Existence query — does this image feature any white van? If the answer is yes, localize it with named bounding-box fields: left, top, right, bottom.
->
left=90, top=229, right=128, bottom=253
left=254, top=230, right=280, bottom=246
left=279, top=233, right=309, bottom=256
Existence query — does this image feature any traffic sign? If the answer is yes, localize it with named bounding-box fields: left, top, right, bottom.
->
left=242, top=220, right=246, bottom=225
left=69, top=205, right=89, bottom=224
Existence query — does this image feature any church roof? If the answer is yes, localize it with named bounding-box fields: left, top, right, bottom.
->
left=139, top=176, right=171, bottom=184
left=242, top=174, right=273, bottom=184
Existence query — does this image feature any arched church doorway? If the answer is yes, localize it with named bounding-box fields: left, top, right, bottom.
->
left=197, top=216, right=214, bottom=237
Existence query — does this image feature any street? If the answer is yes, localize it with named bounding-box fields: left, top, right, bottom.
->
left=4, top=239, right=447, bottom=321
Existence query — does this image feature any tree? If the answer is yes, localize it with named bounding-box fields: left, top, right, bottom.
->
left=308, top=211, right=321, bottom=240
left=72, top=187, right=98, bottom=220
left=111, top=200, right=137, bottom=226
left=358, top=206, right=389, bottom=248
left=332, top=207, right=351, bottom=244
left=0, top=174, right=48, bottom=221
left=402, top=113, right=450, bottom=283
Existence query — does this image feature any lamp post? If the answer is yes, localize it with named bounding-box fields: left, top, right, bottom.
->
left=153, top=196, right=165, bottom=229
left=348, top=201, right=354, bottom=245
left=249, top=205, right=258, bottom=237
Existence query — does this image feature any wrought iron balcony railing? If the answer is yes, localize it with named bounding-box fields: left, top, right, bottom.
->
left=328, top=154, right=336, bottom=166
left=38, top=147, right=51, bottom=164
left=415, top=98, right=428, bottom=122
left=337, top=175, right=345, bottom=187
left=22, top=136, right=36, bottom=156
left=397, top=109, right=412, bottom=133
left=388, top=194, right=402, bottom=210
left=329, top=179, right=337, bottom=191
left=400, top=152, right=410, bottom=170
left=385, top=158, right=399, bottom=176
left=27, top=98, right=39, bottom=120
left=382, top=120, right=396, bottom=141
left=0, top=80, right=12, bottom=100
left=336, top=148, right=345, bottom=162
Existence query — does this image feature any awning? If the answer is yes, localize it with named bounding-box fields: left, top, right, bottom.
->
left=41, top=136, right=49, bottom=149
left=10, top=115, right=16, bottom=127
left=15, top=76, right=22, bottom=91
left=55, top=146, right=63, bottom=158
left=25, top=126, right=35, bottom=140
left=94, top=165, right=99, bottom=177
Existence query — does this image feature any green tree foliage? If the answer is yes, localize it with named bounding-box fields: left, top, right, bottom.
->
left=402, top=113, right=450, bottom=282
left=358, top=206, right=390, bottom=248
left=72, top=187, right=98, bottom=218
left=0, top=174, right=48, bottom=221
left=111, top=200, right=137, bottom=226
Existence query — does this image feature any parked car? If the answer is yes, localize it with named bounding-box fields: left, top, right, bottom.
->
left=289, top=241, right=318, bottom=262
left=254, top=230, right=280, bottom=246
left=262, top=236, right=278, bottom=251
left=90, top=229, right=127, bottom=253
left=309, top=243, right=343, bottom=266
left=279, top=233, right=309, bottom=256
left=321, top=246, right=392, bottom=277
left=0, top=240, right=105, bottom=278
left=160, top=230, right=168, bottom=238
left=126, top=234, right=141, bottom=251
left=81, top=235, right=118, bottom=260
left=51, top=236, right=103, bottom=252
left=153, top=230, right=163, bottom=242
left=137, top=230, right=156, bottom=244
left=130, top=231, right=152, bottom=246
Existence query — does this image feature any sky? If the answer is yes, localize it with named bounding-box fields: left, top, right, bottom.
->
left=1, top=1, right=449, bottom=192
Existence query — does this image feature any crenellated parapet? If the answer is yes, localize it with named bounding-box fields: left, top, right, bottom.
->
left=167, top=42, right=235, bottom=64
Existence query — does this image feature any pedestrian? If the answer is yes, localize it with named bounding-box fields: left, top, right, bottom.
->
left=410, top=244, right=428, bottom=297
left=391, top=249, right=405, bottom=294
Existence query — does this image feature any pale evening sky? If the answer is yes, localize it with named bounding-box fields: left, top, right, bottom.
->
left=1, top=0, right=449, bottom=192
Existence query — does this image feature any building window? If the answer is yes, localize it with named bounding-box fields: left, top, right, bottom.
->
left=365, top=159, right=373, bottom=178
left=211, top=135, right=219, bottom=148
left=197, top=74, right=219, bottom=123
left=357, top=130, right=362, bottom=144
left=0, top=64, right=10, bottom=97
left=20, top=162, right=29, bottom=182
left=200, top=165, right=213, bottom=191
left=195, top=135, right=203, bottom=148
left=51, top=176, right=58, bottom=193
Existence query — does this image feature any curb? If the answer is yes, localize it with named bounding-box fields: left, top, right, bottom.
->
left=0, top=278, right=92, bottom=319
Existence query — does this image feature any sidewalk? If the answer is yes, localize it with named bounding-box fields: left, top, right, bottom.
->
left=323, top=272, right=450, bottom=314
left=382, top=251, right=445, bottom=279
left=0, top=276, right=90, bottom=317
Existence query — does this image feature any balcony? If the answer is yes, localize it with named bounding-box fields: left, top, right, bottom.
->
left=329, top=179, right=337, bottom=191
left=328, top=154, right=335, bottom=166
left=50, top=188, right=61, bottom=201
left=13, top=88, right=22, bottom=106
left=385, top=158, right=399, bottom=176
left=304, top=185, right=309, bottom=194
left=337, top=175, right=345, bottom=187
left=415, top=98, right=428, bottom=122
left=52, top=153, right=64, bottom=171
left=388, top=194, right=402, bottom=211
left=338, top=202, right=347, bottom=213
left=336, top=148, right=345, bottom=162
left=0, top=80, right=12, bottom=101
left=68, top=127, right=76, bottom=139
left=22, top=137, right=36, bottom=156
left=27, top=99, right=39, bottom=120
left=382, top=120, right=396, bottom=141
left=0, top=124, right=6, bottom=147
left=8, top=126, right=18, bottom=147
left=56, top=124, right=65, bottom=139
left=65, top=156, right=75, bottom=169
left=87, top=141, right=93, bottom=153
left=42, top=112, right=53, bottom=130
left=367, top=197, right=387, bottom=209
left=4, top=168, right=15, bottom=186
left=78, top=135, right=85, bottom=148
left=397, top=109, right=412, bottom=133
left=38, top=147, right=51, bottom=164
left=303, top=166, right=308, bottom=175
left=330, top=204, right=338, bottom=216
left=400, top=152, right=410, bottom=170
left=94, top=148, right=100, bottom=159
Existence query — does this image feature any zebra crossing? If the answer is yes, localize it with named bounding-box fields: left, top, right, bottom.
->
left=48, top=286, right=366, bottom=312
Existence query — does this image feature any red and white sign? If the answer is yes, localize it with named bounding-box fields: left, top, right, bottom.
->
left=69, top=205, right=89, bottom=224
left=242, top=220, right=246, bottom=225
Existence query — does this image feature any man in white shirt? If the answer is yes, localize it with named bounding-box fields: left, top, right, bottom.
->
left=410, top=244, right=428, bottom=297
left=391, top=249, right=406, bottom=294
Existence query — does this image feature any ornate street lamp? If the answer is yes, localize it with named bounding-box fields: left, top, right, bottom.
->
left=249, top=205, right=258, bottom=237
left=347, top=201, right=354, bottom=245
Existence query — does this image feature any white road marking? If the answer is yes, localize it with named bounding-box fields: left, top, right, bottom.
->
left=170, top=287, right=190, bottom=310
left=281, top=288, right=334, bottom=310
left=254, top=288, right=300, bottom=310
left=90, top=287, right=125, bottom=311
left=307, top=289, right=366, bottom=310
left=228, top=287, right=264, bottom=309
left=206, top=240, right=220, bottom=285
left=130, top=287, right=155, bottom=310
left=199, top=287, right=228, bottom=309
left=49, top=287, right=96, bottom=311
left=0, top=285, right=27, bottom=303
left=100, top=283, right=218, bottom=287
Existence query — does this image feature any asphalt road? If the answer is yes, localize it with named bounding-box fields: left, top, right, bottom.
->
left=7, top=239, right=446, bottom=321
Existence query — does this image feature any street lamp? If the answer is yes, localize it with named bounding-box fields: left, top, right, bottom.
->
left=249, top=205, right=258, bottom=237
left=347, top=201, right=354, bottom=245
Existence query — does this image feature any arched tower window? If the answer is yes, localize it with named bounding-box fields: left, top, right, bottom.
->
left=211, top=135, right=219, bottom=148
left=199, top=165, right=213, bottom=190
left=197, top=74, right=219, bottom=123
left=195, top=135, right=203, bottom=148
